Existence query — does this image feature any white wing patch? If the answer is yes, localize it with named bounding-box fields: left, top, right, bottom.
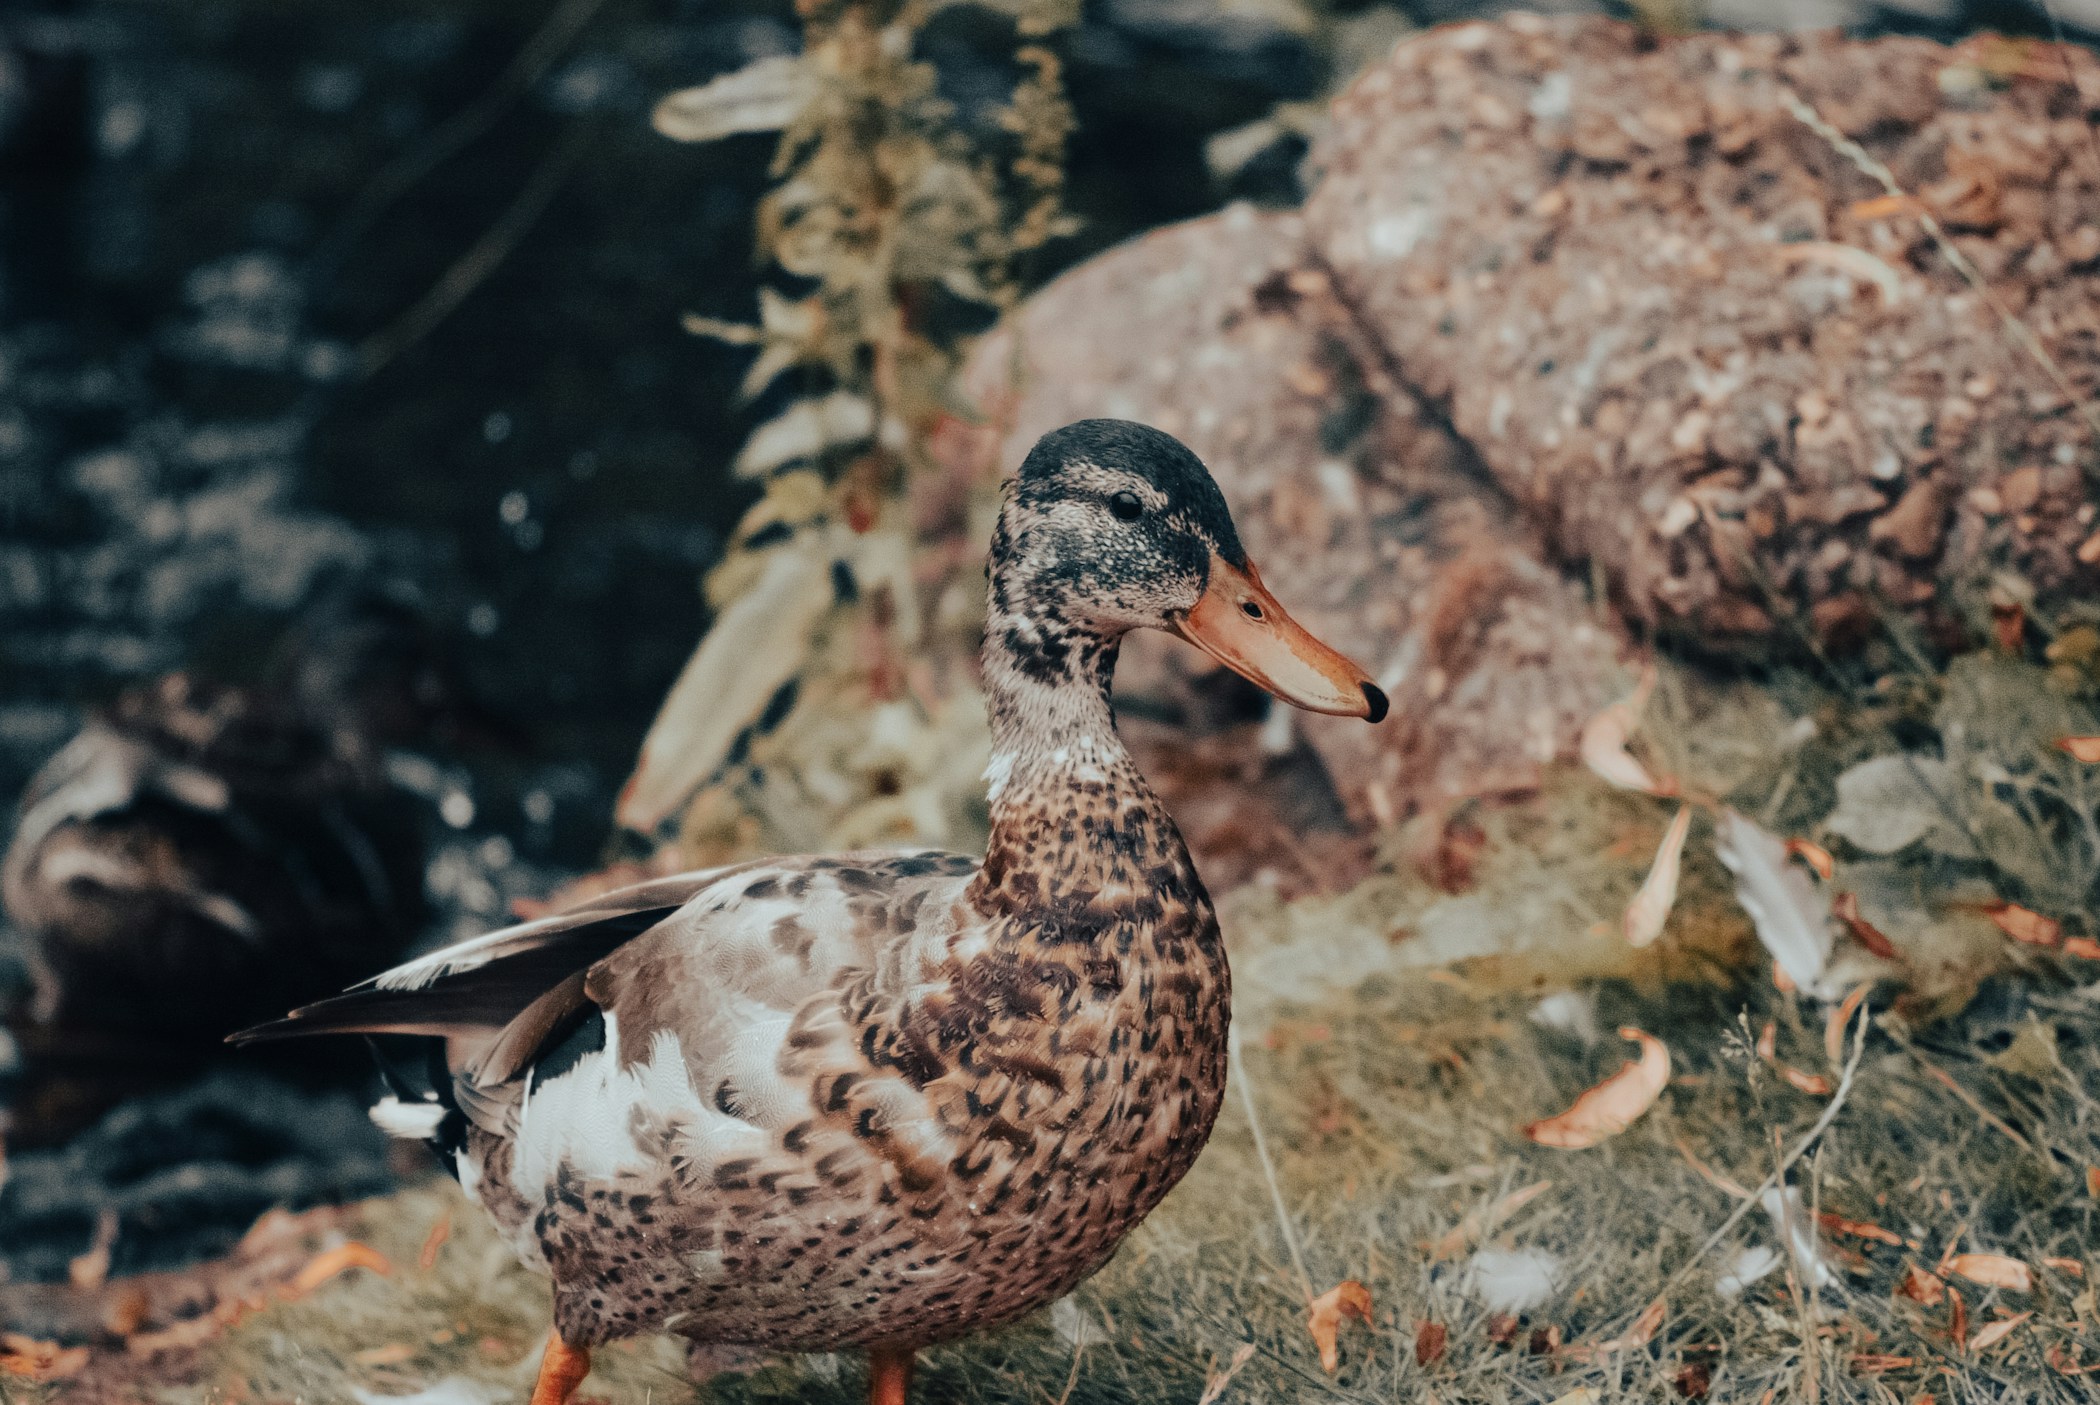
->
left=510, top=1015, right=769, bottom=1200
left=368, top=1095, right=448, bottom=1140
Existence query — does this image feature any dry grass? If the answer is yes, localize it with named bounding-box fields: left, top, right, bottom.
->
left=27, top=817, right=2083, bottom=1404
left=14, top=658, right=2100, bottom=1404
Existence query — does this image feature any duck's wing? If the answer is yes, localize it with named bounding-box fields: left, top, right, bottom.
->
left=453, top=849, right=982, bottom=1217
left=227, top=861, right=773, bottom=1045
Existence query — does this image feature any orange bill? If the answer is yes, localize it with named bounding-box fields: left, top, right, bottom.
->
left=1173, top=554, right=1388, bottom=721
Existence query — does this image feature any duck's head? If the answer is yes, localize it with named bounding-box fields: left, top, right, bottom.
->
left=995, top=419, right=1388, bottom=723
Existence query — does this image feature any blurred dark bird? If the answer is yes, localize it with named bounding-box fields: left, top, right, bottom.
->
left=2, top=671, right=428, bottom=1045
left=236, top=422, right=1388, bottom=1405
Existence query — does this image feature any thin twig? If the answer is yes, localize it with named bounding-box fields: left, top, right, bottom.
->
left=1907, top=1048, right=2035, bottom=1154
left=1652, top=998, right=1871, bottom=1306
left=1801, top=1145, right=1825, bottom=1402
left=1228, top=1025, right=1317, bottom=1305
left=1778, top=84, right=2100, bottom=451
left=311, top=0, right=611, bottom=281
left=1052, top=1316, right=1088, bottom=1405
left=1675, top=1134, right=1755, bottom=1200
left=357, top=121, right=594, bottom=378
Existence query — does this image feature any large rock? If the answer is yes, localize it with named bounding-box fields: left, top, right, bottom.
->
left=1309, top=15, right=2100, bottom=652
left=966, top=205, right=1626, bottom=822
left=964, top=15, right=2100, bottom=819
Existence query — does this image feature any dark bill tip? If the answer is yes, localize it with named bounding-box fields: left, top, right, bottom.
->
left=1361, top=683, right=1390, bottom=724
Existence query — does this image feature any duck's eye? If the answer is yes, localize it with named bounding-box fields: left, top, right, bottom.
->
left=1108, top=491, right=1144, bottom=522
left=1240, top=600, right=1264, bottom=621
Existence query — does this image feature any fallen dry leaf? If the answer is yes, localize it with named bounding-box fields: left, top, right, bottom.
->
left=1415, top=1320, right=1449, bottom=1367
left=355, top=1343, right=418, bottom=1366
left=1967, top=1312, right=2032, bottom=1354
left=2063, top=936, right=2100, bottom=960
left=1195, top=1342, right=1258, bottom=1405
left=1580, top=670, right=1665, bottom=794
left=1562, top=1303, right=1669, bottom=1363
left=1986, top=902, right=2061, bottom=948
left=1429, top=1179, right=1552, bottom=1261
left=2048, top=1342, right=2100, bottom=1375
left=1523, top=1028, right=1671, bottom=1149
left=1849, top=1354, right=1916, bottom=1373
left=2042, top=1257, right=2085, bottom=1277
left=1947, top=1287, right=1969, bottom=1350
left=1599, top=1298, right=1667, bottom=1354
left=1786, top=838, right=1835, bottom=881
left=1825, top=986, right=1870, bottom=1064
left=287, top=1242, right=393, bottom=1298
left=1848, top=193, right=1923, bottom=220
left=1307, top=1280, right=1373, bottom=1373
left=418, top=1212, right=452, bottom=1271
left=1486, top=1313, right=1521, bottom=1347
left=1831, top=892, right=1899, bottom=961
left=1818, top=1213, right=1902, bottom=1246
left=2058, top=737, right=2100, bottom=763
left=2089, top=1167, right=2100, bottom=1199
left=1755, top=1020, right=1833, bottom=1096
left=1946, top=1253, right=2033, bottom=1293
left=1779, top=1065, right=1835, bottom=1096
left=1625, top=805, right=1693, bottom=948
left=1897, top=1263, right=1947, bottom=1305
left=1674, top=1361, right=1712, bottom=1399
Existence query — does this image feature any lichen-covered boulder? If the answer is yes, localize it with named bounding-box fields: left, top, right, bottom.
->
left=1308, top=15, right=2100, bottom=653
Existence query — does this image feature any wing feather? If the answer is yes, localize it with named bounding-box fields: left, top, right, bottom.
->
left=227, top=864, right=760, bottom=1045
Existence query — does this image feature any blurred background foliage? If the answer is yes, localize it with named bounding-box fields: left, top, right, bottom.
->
left=6, top=0, right=2084, bottom=881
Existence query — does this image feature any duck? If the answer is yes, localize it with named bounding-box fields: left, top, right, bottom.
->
left=3, top=670, right=426, bottom=1047
left=233, top=419, right=1387, bottom=1405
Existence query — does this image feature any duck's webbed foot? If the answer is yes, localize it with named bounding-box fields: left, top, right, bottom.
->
left=528, top=1329, right=592, bottom=1405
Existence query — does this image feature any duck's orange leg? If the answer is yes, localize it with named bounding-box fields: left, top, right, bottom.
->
left=867, top=1345, right=916, bottom=1405
left=528, top=1329, right=592, bottom=1405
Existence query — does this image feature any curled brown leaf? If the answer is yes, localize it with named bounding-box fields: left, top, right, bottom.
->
left=1897, top=1263, right=1945, bottom=1305
left=1986, top=902, right=2061, bottom=948
left=1946, top=1253, right=2033, bottom=1293
left=1307, top=1280, right=1373, bottom=1373
left=1967, top=1312, right=2032, bottom=1354
left=1625, top=805, right=1692, bottom=949
left=1523, top=1029, right=1671, bottom=1149
left=1580, top=669, right=1666, bottom=795
left=1831, top=892, right=1898, bottom=961
left=1824, top=986, right=1870, bottom=1065
left=286, top=1242, right=393, bottom=1298
left=1786, top=838, right=1835, bottom=881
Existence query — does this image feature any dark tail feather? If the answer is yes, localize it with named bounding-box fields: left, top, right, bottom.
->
left=227, top=929, right=654, bottom=1046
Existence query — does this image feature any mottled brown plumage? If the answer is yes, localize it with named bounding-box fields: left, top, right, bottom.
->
left=236, top=420, right=1385, bottom=1403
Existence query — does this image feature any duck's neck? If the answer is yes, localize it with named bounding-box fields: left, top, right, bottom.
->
left=969, top=601, right=1200, bottom=925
